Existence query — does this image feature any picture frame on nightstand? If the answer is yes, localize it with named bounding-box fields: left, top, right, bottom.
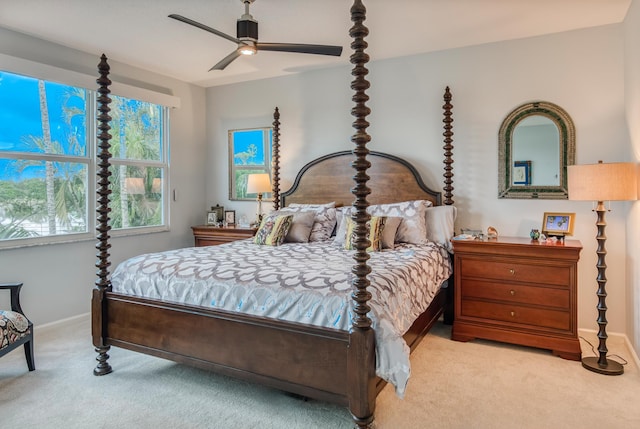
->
left=206, top=211, right=218, bottom=225
left=207, top=205, right=224, bottom=225
left=542, top=212, right=575, bottom=236
left=225, top=210, right=236, bottom=226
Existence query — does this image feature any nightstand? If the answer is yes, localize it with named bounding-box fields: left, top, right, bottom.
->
left=451, top=236, right=582, bottom=360
left=191, top=225, right=256, bottom=247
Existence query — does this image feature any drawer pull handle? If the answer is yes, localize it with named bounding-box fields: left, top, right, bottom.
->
left=510, top=290, right=516, bottom=296
left=510, top=311, right=515, bottom=317
left=509, top=269, right=515, bottom=275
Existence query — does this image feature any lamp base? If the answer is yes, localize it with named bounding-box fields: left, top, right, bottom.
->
left=581, top=356, right=624, bottom=375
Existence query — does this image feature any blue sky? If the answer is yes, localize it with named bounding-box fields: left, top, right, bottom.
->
left=0, top=70, right=87, bottom=180
left=232, top=128, right=270, bottom=166
left=0, top=70, right=86, bottom=153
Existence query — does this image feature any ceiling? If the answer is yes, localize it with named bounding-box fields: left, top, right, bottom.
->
left=0, top=0, right=631, bottom=88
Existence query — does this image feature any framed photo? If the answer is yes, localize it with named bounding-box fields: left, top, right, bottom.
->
left=225, top=210, right=236, bottom=226
left=513, top=160, right=532, bottom=186
left=211, top=205, right=224, bottom=222
left=542, top=212, right=575, bottom=236
left=206, top=211, right=218, bottom=225
left=207, top=205, right=224, bottom=225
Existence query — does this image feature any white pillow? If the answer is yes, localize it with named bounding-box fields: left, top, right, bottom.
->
left=283, top=202, right=337, bottom=242
left=425, top=205, right=457, bottom=252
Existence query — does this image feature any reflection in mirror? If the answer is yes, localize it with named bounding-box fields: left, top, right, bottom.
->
left=498, top=101, right=575, bottom=199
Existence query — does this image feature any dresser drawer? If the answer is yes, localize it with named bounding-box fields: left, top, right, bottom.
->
left=461, top=258, right=570, bottom=287
left=461, top=300, right=570, bottom=331
left=461, top=279, right=569, bottom=309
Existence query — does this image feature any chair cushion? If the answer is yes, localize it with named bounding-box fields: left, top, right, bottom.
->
left=0, top=310, right=31, bottom=351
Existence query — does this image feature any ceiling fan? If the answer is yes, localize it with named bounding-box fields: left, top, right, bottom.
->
left=169, top=0, right=343, bottom=71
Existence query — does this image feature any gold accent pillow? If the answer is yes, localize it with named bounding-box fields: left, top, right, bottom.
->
left=254, top=214, right=293, bottom=246
left=344, top=216, right=386, bottom=252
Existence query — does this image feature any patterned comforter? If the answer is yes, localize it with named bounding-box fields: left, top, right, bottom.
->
left=111, top=239, right=452, bottom=397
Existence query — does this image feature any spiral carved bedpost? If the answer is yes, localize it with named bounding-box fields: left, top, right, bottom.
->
left=91, top=54, right=113, bottom=376
left=442, top=86, right=456, bottom=325
left=347, top=1, right=375, bottom=428
left=272, top=107, right=281, bottom=210
left=442, top=86, right=454, bottom=206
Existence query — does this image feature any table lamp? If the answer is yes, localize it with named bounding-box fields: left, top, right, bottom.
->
left=568, top=160, right=637, bottom=375
left=246, top=173, right=272, bottom=224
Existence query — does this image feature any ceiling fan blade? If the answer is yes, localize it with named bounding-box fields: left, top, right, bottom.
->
left=256, top=43, right=343, bottom=57
left=168, top=14, right=240, bottom=45
left=210, top=49, right=242, bottom=71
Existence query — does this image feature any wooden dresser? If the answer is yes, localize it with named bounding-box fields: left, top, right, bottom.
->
left=191, top=225, right=256, bottom=247
left=451, top=236, right=582, bottom=360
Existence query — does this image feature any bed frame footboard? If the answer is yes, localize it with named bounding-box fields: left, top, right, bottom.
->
left=103, top=292, right=353, bottom=404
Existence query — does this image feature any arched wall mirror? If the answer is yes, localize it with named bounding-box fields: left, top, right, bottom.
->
left=498, top=101, right=575, bottom=199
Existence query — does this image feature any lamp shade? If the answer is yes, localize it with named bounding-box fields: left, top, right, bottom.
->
left=151, top=178, right=162, bottom=193
left=568, top=162, right=637, bottom=201
left=246, top=173, right=272, bottom=194
left=124, top=177, right=145, bottom=195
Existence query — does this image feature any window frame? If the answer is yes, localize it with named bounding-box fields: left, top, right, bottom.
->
left=0, top=68, right=170, bottom=249
left=228, top=127, right=273, bottom=201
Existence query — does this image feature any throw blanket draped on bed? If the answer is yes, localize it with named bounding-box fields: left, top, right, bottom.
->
left=111, top=240, right=452, bottom=397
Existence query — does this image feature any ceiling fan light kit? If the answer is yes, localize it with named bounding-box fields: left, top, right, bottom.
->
left=239, top=43, right=257, bottom=56
left=169, top=0, right=342, bottom=71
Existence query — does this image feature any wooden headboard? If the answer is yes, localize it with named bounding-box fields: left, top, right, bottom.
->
left=280, top=150, right=442, bottom=207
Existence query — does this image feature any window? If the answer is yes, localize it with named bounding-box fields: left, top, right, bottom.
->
left=0, top=70, right=169, bottom=247
left=107, top=96, right=167, bottom=230
left=228, top=127, right=272, bottom=200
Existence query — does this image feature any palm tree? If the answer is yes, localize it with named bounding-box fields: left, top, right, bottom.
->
left=38, top=80, right=56, bottom=234
left=11, top=85, right=87, bottom=236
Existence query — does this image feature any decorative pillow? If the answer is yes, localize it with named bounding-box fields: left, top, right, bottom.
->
left=336, top=211, right=401, bottom=250
left=368, top=200, right=431, bottom=245
left=425, top=205, right=457, bottom=252
left=272, top=210, right=316, bottom=243
left=380, top=216, right=402, bottom=249
left=335, top=200, right=431, bottom=245
left=253, top=214, right=293, bottom=246
left=284, top=202, right=337, bottom=242
left=344, top=216, right=385, bottom=252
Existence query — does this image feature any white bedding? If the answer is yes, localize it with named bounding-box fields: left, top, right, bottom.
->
left=110, top=239, right=452, bottom=397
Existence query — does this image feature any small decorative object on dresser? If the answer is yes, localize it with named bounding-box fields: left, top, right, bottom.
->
left=541, top=212, right=574, bottom=238
left=206, top=211, right=218, bottom=225
left=451, top=236, right=582, bottom=360
left=191, top=225, right=256, bottom=247
left=224, top=210, right=236, bottom=226
left=529, top=229, right=540, bottom=240
left=208, top=205, right=224, bottom=225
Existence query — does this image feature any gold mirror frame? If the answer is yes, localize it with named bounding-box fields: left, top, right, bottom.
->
left=498, top=101, right=575, bottom=199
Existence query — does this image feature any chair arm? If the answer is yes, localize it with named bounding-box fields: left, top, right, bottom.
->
left=0, top=282, right=25, bottom=314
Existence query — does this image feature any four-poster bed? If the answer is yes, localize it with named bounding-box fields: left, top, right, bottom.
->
left=91, top=1, right=455, bottom=428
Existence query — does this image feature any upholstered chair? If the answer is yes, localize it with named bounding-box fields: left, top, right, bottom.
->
left=0, top=282, right=35, bottom=371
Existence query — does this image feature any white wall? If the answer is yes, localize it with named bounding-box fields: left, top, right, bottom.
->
left=0, top=28, right=208, bottom=325
left=624, top=0, right=640, bottom=356
left=207, top=24, right=631, bottom=334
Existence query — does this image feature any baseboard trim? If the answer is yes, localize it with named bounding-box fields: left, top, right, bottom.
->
left=35, top=312, right=90, bottom=334
left=579, top=328, right=640, bottom=371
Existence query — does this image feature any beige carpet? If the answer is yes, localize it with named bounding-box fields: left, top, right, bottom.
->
left=1, top=315, right=639, bottom=429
